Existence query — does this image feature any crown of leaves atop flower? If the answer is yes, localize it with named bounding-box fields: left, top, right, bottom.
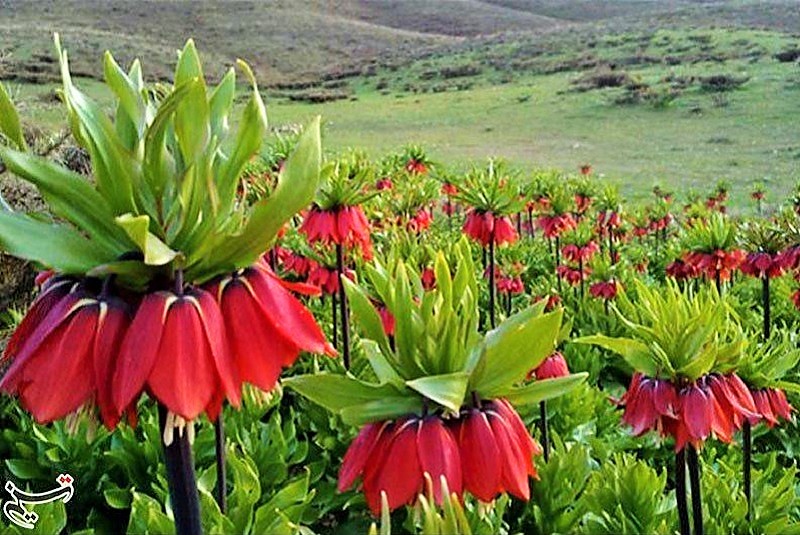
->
left=314, top=151, right=378, bottom=210
left=736, top=332, right=800, bottom=392
left=739, top=220, right=787, bottom=255
left=382, top=174, right=439, bottom=217
left=683, top=212, right=738, bottom=253
left=577, top=280, right=744, bottom=382
left=561, top=221, right=596, bottom=248
left=597, top=185, right=622, bottom=213
left=454, top=159, right=522, bottom=216
left=285, top=237, right=586, bottom=425
left=0, top=36, right=322, bottom=290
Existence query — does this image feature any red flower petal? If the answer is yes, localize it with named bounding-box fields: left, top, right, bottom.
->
left=339, top=421, right=390, bottom=493
left=457, top=409, right=502, bottom=502
left=417, top=417, right=463, bottom=503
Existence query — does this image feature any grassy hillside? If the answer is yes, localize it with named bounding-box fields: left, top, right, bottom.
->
left=1, top=0, right=799, bottom=207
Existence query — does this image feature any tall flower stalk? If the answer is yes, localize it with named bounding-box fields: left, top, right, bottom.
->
left=578, top=281, right=753, bottom=535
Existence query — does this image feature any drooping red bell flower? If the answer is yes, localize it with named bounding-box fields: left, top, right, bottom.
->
left=1, top=279, right=131, bottom=428
left=421, top=267, right=436, bottom=290
left=113, top=287, right=241, bottom=422
left=207, top=264, right=335, bottom=396
left=740, top=252, right=787, bottom=279
left=376, top=177, right=393, bottom=190
left=452, top=399, right=540, bottom=502
left=441, top=182, right=458, bottom=196
left=620, top=373, right=758, bottom=451
left=338, top=416, right=462, bottom=515
left=408, top=209, right=433, bottom=233
left=683, top=249, right=745, bottom=282
left=562, top=242, right=599, bottom=264
left=406, top=159, right=428, bottom=175
left=497, top=276, right=525, bottom=296
left=589, top=280, right=619, bottom=300
left=300, top=205, right=373, bottom=259
left=537, top=213, right=576, bottom=239
left=751, top=387, right=793, bottom=427
left=463, top=210, right=518, bottom=247
left=579, top=164, right=592, bottom=176
left=377, top=305, right=396, bottom=337
left=306, top=264, right=342, bottom=295
left=574, top=194, right=592, bottom=215
left=666, top=259, right=700, bottom=281
left=281, top=251, right=315, bottom=279
left=556, top=265, right=590, bottom=287
left=532, top=352, right=569, bottom=380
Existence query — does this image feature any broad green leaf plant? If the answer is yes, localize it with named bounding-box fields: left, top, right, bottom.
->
left=0, top=35, right=321, bottom=289
left=284, top=237, right=587, bottom=424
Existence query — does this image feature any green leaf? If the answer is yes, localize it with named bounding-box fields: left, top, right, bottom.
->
left=501, top=373, right=588, bottom=406
left=0, top=212, right=112, bottom=273
left=115, top=213, right=178, bottom=266
left=573, top=334, right=658, bottom=377
left=0, top=146, right=129, bottom=254
left=282, top=373, right=407, bottom=413
left=209, top=68, right=236, bottom=138
left=470, top=308, right=563, bottom=398
left=104, top=487, right=132, bottom=509
left=344, top=277, right=392, bottom=354
left=362, top=340, right=403, bottom=385
left=127, top=492, right=175, bottom=535
left=189, top=116, right=320, bottom=279
left=5, top=458, right=44, bottom=480
left=56, top=36, right=136, bottom=215
left=253, top=471, right=311, bottom=535
left=0, top=82, right=27, bottom=150
left=405, top=372, right=469, bottom=412
left=339, top=397, right=424, bottom=426
left=174, top=40, right=209, bottom=165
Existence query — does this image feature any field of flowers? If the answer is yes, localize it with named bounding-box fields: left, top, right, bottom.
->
left=1, top=39, right=799, bottom=535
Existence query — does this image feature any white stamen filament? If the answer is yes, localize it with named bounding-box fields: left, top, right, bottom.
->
left=162, top=412, right=196, bottom=446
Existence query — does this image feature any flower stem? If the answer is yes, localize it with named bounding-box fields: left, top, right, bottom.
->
left=578, top=257, right=585, bottom=300
left=555, top=236, right=562, bottom=294
left=488, top=237, right=496, bottom=329
left=762, top=275, right=770, bottom=341
left=539, top=400, right=549, bottom=462
left=331, top=293, right=338, bottom=350
left=688, top=446, right=703, bottom=535
left=743, top=420, right=752, bottom=522
left=214, top=417, right=227, bottom=513
left=158, top=405, right=202, bottom=535
left=676, top=449, right=690, bottom=535
left=336, top=243, right=351, bottom=369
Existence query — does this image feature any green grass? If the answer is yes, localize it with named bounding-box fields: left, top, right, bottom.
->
left=267, top=44, right=799, bottom=206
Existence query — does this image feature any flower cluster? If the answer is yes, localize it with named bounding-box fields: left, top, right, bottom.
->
left=620, top=373, right=759, bottom=451
left=300, top=205, right=373, bottom=259
left=463, top=210, right=518, bottom=247
left=1, top=264, right=335, bottom=428
left=338, top=399, right=540, bottom=514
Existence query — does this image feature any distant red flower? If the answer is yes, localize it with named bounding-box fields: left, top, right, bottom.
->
left=113, top=287, right=241, bottom=422
left=596, top=211, right=621, bottom=236
left=666, top=259, right=700, bottom=280
left=441, top=183, right=459, bottom=196
left=376, top=178, right=393, bottom=190
left=338, top=416, right=462, bottom=515
left=281, top=251, right=315, bottom=278
left=1, top=280, right=131, bottom=428
left=408, top=209, right=433, bottom=233
left=683, top=249, right=745, bottom=282
left=620, top=373, right=757, bottom=451
left=557, top=265, right=590, bottom=286
left=778, top=246, right=800, bottom=271
left=532, top=352, right=569, bottom=380
left=300, top=205, right=372, bottom=258
left=421, top=268, right=436, bottom=290
left=207, top=265, right=335, bottom=398
left=537, top=214, right=577, bottom=239
left=497, top=275, right=525, bottom=295
left=579, top=164, right=592, bottom=176
left=739, top=252, right=786, bottom=279
left=307, top=264, right=353, bottom=295
left=463, top=210, right=518, bottom=247
left=751, top=191, right=764, bottom=201
left=377, top=305, right=396, bottom=337
left=574, top=194, right=592, bottom=214
left=406, top=159, right=428, bottom=175
left=562, top=242, right=599, bottom=264
left=452, top=399, right=541, bottom=502
left=589, top=280, right=619, bottom=300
